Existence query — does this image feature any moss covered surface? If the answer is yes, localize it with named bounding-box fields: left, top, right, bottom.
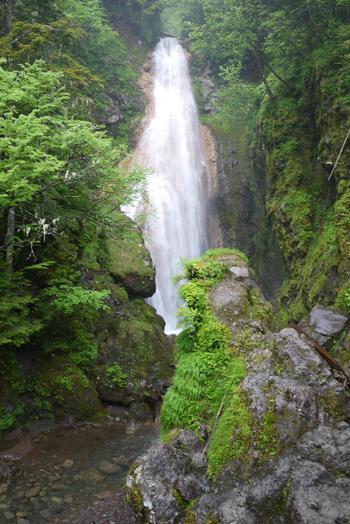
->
left=104, top=214, right=155, bottom=298
left=0, top=217, right=173, bottom=435
left=256, top=59, right=350, bottom=333
left=160, top=250, right=279, bottom=478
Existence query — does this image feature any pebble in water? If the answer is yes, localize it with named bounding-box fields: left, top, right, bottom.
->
left=62, top=459, right=74, bottom=469
left=98, top=462, right=119, bottom=475
left=2, top=424, right=158, bottom=523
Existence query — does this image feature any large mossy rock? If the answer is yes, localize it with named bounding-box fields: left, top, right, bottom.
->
left=105, top=217, right=155, bottom=298
left=35, top=357, right=106, bottom=422
left=94, top=288, right=173, bottom=408
left=126, top=252, right=350, bottom=524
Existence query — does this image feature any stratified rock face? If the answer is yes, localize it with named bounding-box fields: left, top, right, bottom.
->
left=126, top=256, right=350, bottom=524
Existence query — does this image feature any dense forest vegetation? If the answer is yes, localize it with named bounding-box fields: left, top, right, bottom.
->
left=162, top=0, right=350, bottom=326
left=1, top=1, right=350, bottom=522
left=0, top=0, right=169, bottom=433
left=1, top=0, right=350, bottom=456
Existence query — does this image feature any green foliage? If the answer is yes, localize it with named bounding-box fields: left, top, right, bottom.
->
left=161, top=251, right=252, bottom=477
left=0, top=59, right=144, bottom=362
left=0, top=412, right=16, bottom=432
left=105, top=363, right=127, bottom=388
left=0, top=0, right=142, bottom=126
left=0, top=270, right=42, bottom=347
left=335, top=287, right=350, bottom=313
left=46, top=285, right=110, bottom=315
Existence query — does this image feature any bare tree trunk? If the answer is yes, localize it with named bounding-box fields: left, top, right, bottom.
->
left=263, top=59, right=294, bottom=93
left=256, top=51, right=274, bottom=100
left=5, top=207, right=15, bottom=272
left=3, top=0, right=13, bottom=34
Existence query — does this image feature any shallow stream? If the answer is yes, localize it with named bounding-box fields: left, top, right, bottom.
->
left=0, top=423, right=158, bottom=523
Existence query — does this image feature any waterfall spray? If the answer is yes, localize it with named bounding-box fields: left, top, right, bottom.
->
left=130, top=38, right=211, bottom=334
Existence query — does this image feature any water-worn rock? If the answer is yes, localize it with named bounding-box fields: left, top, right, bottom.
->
left=62, top=459, right=74, bottom=469
left=98, top=461, right=119, bottom=475
left=126, top=258, right=350, bottom=523
left=126, top=431, right=208, bottom=523
left=25, top=486, right=40, bottom=498
left=105, top=217, right=155, bottom=299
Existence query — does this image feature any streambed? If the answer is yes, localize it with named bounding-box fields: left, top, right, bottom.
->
left=0, top=423, right=158, bottom=523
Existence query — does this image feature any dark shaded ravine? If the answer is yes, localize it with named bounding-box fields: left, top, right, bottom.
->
left=0, top=423, right=158, bottom=523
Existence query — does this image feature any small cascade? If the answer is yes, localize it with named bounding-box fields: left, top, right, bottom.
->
left=130, top=37, right=212, bottom=334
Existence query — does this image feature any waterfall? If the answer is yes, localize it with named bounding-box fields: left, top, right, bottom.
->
left=130, top=38, right=211, bottom=334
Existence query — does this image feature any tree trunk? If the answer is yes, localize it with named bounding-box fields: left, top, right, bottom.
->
left=3, top=0, right=13, bottom=34
left=263, top=59, right=294, bottom=93
left=5, top=207, right=15, bottom=272
left=256, top=51, right=274, bottom=100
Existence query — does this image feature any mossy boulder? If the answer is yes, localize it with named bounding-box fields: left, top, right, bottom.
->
left=94, top=294, right=173, bottom=407
left=35, top=356, right=105, bottom=422
left=104, top=216, right=155, bottom=298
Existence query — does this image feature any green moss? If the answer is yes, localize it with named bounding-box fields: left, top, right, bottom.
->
left=335, top=286, right=350, bottom=313
left=319, top=390, right=349, bottom=422
left=161, top=251, right=254, bottom=478
left=247, top=288, right=273, bottom=325
left=207, top=388, right=253, bottom=478
left=204, top=516, right=221, bottom=524
left=257, top=76, right=349, bottom=323
left=172, top=487, right=189, bottom=512
left=36, top=357, right=104, bottom=421
left=256, top=404, right=279, bottom=461
left=184, top=510, right=197, bottom=524
left=204, top=247, right=249, bottom=263
left=126, top=483, right=144, bottom=514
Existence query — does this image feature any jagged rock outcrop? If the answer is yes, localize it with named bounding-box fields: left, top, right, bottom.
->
left=301, top=305, right=348, bottom=346
left=126, top=254, right=350, bottom=523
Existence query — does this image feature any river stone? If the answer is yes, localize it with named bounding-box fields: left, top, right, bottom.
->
left=51, top=496, right=63, bottom=505
left=62, top=459, right=74, bottom=469
left=96, top=490, right=114, bottom=500
left=112, top=455, right=128, bottom=465
left=307, top=305, right=348, bottom=344
left=25, top=486, right=40, bottom=498
left=4, top=511, right=15, bottom=521
left=74, top=468, right=104, bottom=483
left=98, top=462, right=119, bottom=475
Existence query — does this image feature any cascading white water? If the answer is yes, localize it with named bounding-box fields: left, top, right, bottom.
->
left=131, top=38, right=211, bottom=334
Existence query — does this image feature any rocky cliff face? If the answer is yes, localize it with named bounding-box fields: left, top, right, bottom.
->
left=193, top=70, right=285, bottom=301
left=126, top=253, right=350, bottom=523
